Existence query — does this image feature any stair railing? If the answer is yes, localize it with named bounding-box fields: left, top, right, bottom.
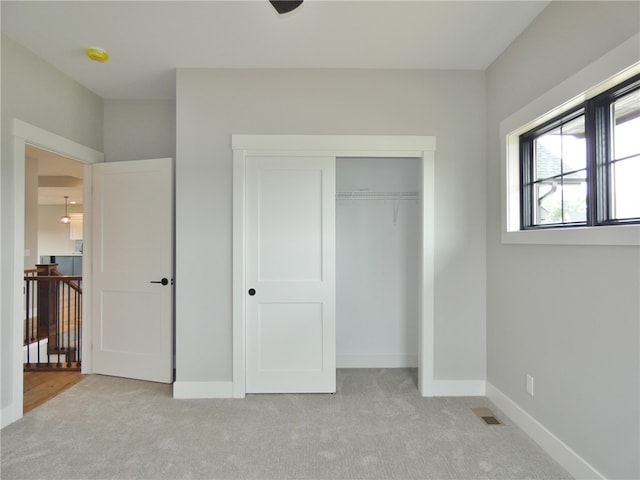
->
left=24, top=264, right=82, bottom=370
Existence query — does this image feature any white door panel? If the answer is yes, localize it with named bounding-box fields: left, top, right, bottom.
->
left=256, top=168, right=324, bottom=281
left=246, top=156, right=335, bottom=393
left=92, top=158, right=173, bottom=383
left=257, top=303, right=323, bottom=371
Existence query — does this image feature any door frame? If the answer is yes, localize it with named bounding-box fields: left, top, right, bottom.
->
left=232, top=135, right=436, bottom=398
left=8, top=120, right=103, bottom=425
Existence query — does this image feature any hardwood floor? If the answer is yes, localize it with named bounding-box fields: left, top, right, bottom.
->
left=23, top=371, right=85, bottom=414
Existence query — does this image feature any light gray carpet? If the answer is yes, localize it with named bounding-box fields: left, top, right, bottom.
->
left=1, top=369, right=570, bottom=479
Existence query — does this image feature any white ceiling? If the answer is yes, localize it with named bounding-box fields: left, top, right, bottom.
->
left=1, top=0, right=549, bottom=100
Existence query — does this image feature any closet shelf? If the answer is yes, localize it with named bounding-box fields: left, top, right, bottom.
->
left=336, top=191, right=418, bottom=201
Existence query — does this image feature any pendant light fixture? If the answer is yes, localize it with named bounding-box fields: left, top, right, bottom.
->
left=60, top=196, right=71, bottom=224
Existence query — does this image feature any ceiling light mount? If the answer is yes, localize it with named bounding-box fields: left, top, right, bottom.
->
left=269, top=1, right=303, bottom=15
left=85, top=47, right=109, bottom=63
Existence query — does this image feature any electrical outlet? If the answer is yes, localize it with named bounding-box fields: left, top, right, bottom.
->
left=526, top=374, right=534, bottom=396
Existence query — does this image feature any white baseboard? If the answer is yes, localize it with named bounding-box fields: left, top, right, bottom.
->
left=173, top=381, right=233, bottom=399
left=486, top=382, right=605, bottom=480
left=432, top=380, right=486, bottom=396
left=336, top=354, right=418, bottom=368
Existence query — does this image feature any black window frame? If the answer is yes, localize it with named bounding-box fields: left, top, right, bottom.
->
left=520, top=73, right=640, bottom=230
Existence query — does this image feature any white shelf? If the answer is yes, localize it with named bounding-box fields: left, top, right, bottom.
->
left=336, top=191, right=418, bottom=201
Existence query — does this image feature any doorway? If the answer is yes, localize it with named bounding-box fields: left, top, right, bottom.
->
left=8, top=120, right=102, bottom=426
left=232, top=135, right=436, bottom=398
left=23, top=145, right=86, bottom=410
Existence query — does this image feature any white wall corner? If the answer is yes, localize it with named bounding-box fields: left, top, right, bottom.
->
left=486, top=382, right=606, bottom=480
left=1, top=404, right=19, bottom=430
left=432, top=380, right=486, bottom=397
left=173, top=381, right=234, bottom=399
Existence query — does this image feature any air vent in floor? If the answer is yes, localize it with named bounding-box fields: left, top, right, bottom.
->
left=472, top=407, right=503, bottom=425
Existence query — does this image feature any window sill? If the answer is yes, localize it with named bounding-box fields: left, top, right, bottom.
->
left=502, top=224, right=640, bottom=246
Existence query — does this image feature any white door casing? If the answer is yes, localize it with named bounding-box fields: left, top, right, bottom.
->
left=92, top=158, right=174, bottom=383
left=245, top=155, right=336, bottom=393
left=7, top=121, right=103, bottom=428
left=233, top=135, right=436, bottom=398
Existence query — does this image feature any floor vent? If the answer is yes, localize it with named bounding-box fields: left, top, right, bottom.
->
left=472, top=407, right=503, bottom=426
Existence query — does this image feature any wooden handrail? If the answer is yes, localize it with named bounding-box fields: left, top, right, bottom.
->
left=24, top=276, right=82, bottom=280
left=24, top=276, right=83, bottom=293
left=27, top=264, right=83, bottom=293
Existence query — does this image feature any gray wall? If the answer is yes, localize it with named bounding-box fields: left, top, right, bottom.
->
left=1, top=35, right=103, bottom=417
left=5, top=5, right=637, bottom=475
left=485, top=2, right=640, bottom=479
left=104, top=100, right=176, bottom=162
left=175, top=69, right=487, bottom=384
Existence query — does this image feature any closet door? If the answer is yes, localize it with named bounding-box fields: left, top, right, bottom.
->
left=245, top=155, right=336, bottom=393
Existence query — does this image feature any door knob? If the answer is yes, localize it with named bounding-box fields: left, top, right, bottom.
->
left=248, top=288, right=256, bottom=296
left=150, top=278, right=169, bottom=286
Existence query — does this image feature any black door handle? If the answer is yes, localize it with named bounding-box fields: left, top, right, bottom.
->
left=248, top=288, right=256, bottom=296
left=150, top=278, right=169, bottom=286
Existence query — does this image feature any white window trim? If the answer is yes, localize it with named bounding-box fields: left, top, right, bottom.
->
left=500, top=33, right=640, bottom=246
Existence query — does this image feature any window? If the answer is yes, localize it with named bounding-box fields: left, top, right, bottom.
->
left=519, top=74, right=640, bottom=229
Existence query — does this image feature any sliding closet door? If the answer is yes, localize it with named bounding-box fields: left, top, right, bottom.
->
left=245, top=155, right=336, bottom=393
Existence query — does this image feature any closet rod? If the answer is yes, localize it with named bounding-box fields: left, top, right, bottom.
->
left=336, top=191, right=418, bottom=201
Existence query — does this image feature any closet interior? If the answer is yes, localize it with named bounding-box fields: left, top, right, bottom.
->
left=336, top=157, right=420, bottom=368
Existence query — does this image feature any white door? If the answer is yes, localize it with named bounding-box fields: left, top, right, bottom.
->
left=92, top=158, right=173, bottom=383
left=245, top=155, right=336, bottom=393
